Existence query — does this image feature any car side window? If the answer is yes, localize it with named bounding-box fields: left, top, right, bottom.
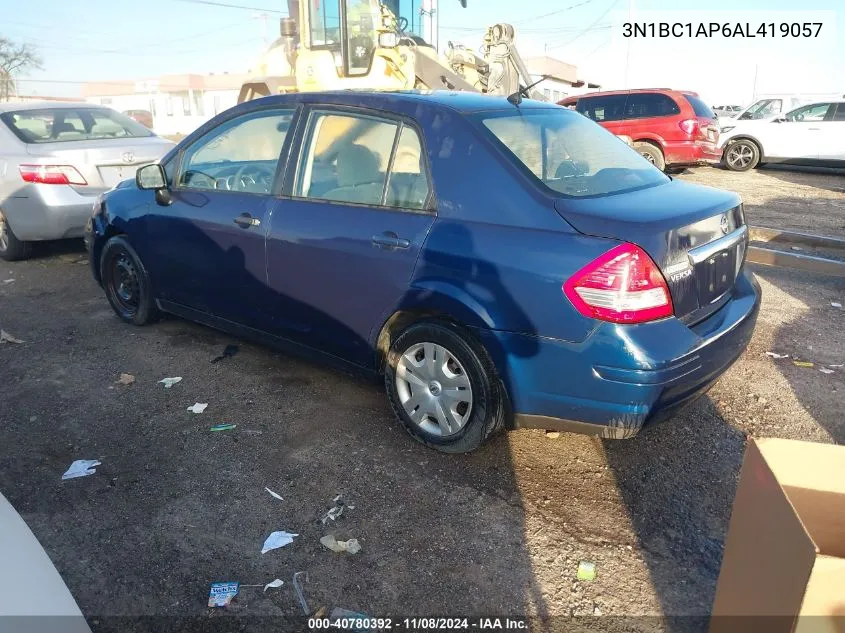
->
left=178, top=109, right=294, bottom=194
left=385, top=126, right=430, bottom=210
left=624, top=93, right=681, bottom=119
left=576, top=95, right=627, bottom=122
left=833, top=104, right=845, bottom=122
left=295, top=110, right=431, bottom=210
left=785, top=103, right=832, bottom=122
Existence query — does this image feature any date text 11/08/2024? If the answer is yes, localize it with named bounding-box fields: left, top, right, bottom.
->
left=308, top=617, right=528, bottom=630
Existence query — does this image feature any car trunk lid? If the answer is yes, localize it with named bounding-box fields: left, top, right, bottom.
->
left=554, top=179, right=748, bottom=322
left=25, top=137, right=174, bottom=190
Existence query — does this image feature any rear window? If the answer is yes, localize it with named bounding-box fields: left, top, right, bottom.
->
left=576, top=94, right=627, bottom=122
left=683, top=94, right=716, bottom=118
left=625, top=93, right=681, bottom=119
left=477, top=109, right=669, bottom=198
left=0, top=108, right=154, bottom=144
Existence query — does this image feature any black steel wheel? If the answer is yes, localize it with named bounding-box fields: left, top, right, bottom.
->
left=100, top=236, right=158, bottom=325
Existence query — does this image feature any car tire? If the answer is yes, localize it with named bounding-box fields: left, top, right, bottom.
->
left=723, top=140, right=760, bottom=171
left=385, top=320, right=506, bottom=453
left=633, top=142, right=666, bottom=171
left=100, top=236, right=159, bottom=326
left=0, top=210, right=33, bottom=262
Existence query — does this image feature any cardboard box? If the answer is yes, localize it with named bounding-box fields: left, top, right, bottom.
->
left=711, top=437, right=845, bottom=633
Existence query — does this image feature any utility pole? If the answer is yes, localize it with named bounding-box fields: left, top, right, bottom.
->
left=751, top=64, right=758, bottom=102
left=252, top=12, right=270, bottom=47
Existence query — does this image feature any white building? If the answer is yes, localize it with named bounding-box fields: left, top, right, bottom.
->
left=82, top=73, right=248, bottom=136
left=524, top=56, right=601, bottom=103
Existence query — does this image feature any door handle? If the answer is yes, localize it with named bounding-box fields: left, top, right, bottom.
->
left=372, top=232, right=411, bottom=249
left=233, top=213, right=261, bottom=228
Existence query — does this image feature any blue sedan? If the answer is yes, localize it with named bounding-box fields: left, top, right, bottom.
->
left=87, top=91, right=760, bottom=453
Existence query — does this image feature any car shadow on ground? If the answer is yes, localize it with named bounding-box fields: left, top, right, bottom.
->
left=748, top=263, right=845, bottom=444
left=603, top=396, right=746, bottom=633
left=756, top=164, right=845, bottom=193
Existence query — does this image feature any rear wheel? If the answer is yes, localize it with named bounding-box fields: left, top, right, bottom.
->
left=385, top=321, right=505, bottom=453
left=633, top=142, right=666, bottom=171
left=724, top=139, right=760, bottom=171
left=100, top=236, right=158, bottom=325
left=0, top=211, right=33, bottom=261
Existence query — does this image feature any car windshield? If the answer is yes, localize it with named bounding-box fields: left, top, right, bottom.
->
left=0, top=108, right=154, bottom=144
left=738, top=99, right=782, bottom=120
left=476, top=109, right=669, bottom=198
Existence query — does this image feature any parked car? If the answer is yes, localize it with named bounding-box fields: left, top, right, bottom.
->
left=713, top=105, right=742, bottom=118
left=0, top=492, right=92, bottom=631
left=87, top=91, right=760, bottom=453
left=559, top=89, right=721, bottom=171
left=0, top=102, right=174, bottom=260
left=719, top=101, right=845, bottom=171
left=122, top=109, right=154, bottom=129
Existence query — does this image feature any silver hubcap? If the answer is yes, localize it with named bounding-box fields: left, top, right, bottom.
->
left=0, top=212, right=8, bottom=252
left=641, top=151, right=655, bottom=164
left=727, top=144, right=753, bottom=168
left=395, top=342, right=473, bottom=437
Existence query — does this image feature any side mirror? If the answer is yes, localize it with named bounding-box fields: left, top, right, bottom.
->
left=137, top=163, right=172, bottom=206
left=137, top=163, right=166, bottom=190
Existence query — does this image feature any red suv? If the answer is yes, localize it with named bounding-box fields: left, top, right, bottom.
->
left=559, top=89, right=720, bottom=170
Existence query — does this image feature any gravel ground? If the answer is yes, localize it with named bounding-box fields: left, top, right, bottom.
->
left=0, top=167, right=843, bottom=632
left=677, top=164, right=845, bottom=234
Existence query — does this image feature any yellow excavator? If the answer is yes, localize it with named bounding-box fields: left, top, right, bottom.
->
left=237, top=0, right=543, bottom=103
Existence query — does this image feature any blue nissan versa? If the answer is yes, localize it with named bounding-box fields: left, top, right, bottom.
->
left=86, top=91, right=761, bottom=453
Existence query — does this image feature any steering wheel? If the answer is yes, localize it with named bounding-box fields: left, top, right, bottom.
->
left=231, top=163, right=276, bottom=192
left=397, top=16, right=409, bottom=33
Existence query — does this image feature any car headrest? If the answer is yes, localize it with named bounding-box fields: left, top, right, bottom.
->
left=336, top=144, right=380, bottom=187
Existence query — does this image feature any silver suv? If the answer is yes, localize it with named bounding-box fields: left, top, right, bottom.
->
left=0, top=102, right=173, bottom=260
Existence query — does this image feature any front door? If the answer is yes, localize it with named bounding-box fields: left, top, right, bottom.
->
left=144, top=108, right=296, bottom=328
left=266, top=107, right=435, bottom=367
left=765, top=103, right=833, bottom=159
left=818, top=103, right=845, bottom=161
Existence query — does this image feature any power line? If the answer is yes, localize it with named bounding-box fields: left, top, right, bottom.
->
left=174, top=0, right=286, bottom=13
left=514, top=0, right=598, bottom=26
left=546, top=0, right=622, bottom=51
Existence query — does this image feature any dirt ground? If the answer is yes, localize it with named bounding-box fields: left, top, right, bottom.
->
left=0, top=165, right=843, bottom=632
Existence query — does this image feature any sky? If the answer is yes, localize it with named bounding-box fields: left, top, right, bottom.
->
left=2, top=0, right=843, bottom=106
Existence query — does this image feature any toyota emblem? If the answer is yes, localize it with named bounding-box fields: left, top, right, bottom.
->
left=720, top=215, right=729, bottom=235
left=122, top=152, right=135, bottom=164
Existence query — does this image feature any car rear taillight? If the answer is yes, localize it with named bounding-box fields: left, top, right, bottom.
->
left=678, top=119, right=699, bottom=136
left=563, top=243, right=673, bottom=324
left=19, top=164, right=87, bottom=186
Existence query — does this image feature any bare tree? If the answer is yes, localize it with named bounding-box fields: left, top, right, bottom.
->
left=0, top=37, right=42, bottom=101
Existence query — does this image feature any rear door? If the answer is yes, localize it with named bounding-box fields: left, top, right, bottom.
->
left=265, top=107, right=436, bottom=367
left=144, top=107, right=296, bottom=329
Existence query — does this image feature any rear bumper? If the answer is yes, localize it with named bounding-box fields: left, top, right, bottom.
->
left=479, top=268, right=761, bottom=439
left=0, top=184, right=102, bottom=241
left=664, top=140, right=722, bottom=166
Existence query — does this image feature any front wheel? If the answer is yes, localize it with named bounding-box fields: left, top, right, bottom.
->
left=385, top=321, right=506, bottom=453
left=100, top=236, right=158, bottom=325
left=724, top=140, right=760, bottom=171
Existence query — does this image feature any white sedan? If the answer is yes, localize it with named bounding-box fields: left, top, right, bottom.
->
left=718, top=101, right=845, bottom=171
